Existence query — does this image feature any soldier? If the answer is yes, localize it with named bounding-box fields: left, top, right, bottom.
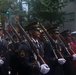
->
left=8, top=34, right=20, bottom=75
left=26, top=23, right=65, bottom=75
left=0, top=26, right=9, bottom=75
left=26, top=22, right=44, bottom=57
left=17, top=22, right=50, bottom=75
left=60, top=30, right=76, bottom=75
left=71, top=31, right=76, bottom=74
left=71, top=31, right=76, bottom=45
left=42, top=26, right=66, bottom=75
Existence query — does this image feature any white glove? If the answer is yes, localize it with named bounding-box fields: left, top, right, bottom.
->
left=72, top=54, right=76, bottom=60
left=58, top=58, right=66, bottom=65
left=0, top=59, right=4, bottom=66
left=40, top=64, right=50, bottom=74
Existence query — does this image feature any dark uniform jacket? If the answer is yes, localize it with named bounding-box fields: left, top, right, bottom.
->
left=43, top=41, right=64, bottom=75
left=0, top=39, right=9, bottom=75
left=18, top=41, right=40, bottom=75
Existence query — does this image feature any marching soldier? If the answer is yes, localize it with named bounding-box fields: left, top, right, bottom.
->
left=0, top=26, right=9, bottom=75
left=71, top=31, right=76, bottom=45
left=17, top=22, right=50, bottom=75
left=71, top=31, right=76, bottom=74
left=61, top=30, right=76, bottom=75
left=71, top=31, right=76, bottom=53
left=8, top=34, right=20, bottom=75
left=42, top=26, right=66, bottom=75
left=48, top=27, right=75, bottom=75
left=26, top=23, right=65, bottom=75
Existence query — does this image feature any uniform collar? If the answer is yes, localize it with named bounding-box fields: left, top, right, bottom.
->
left=31, top=37, right=39, bottom=43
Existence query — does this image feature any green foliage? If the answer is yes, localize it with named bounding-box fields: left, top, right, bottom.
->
left=0, top=0, right=16, bottom=10
left=0, top=0, right=27, bottom=27
left=0, top=0, right=17, bottom=26
left=0, top=0, right=68, bottom=28
left=25, top=0, right=68, bottom=27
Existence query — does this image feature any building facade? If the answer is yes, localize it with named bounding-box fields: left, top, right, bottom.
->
left=60, top=0, right=76, bottom=32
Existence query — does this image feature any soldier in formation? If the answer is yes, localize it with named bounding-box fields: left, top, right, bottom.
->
left=1, top=21, right=76, bottom=75
left=0, top=26, right=9, bottom=75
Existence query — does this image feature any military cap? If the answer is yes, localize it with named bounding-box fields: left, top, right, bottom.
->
left=47, top=26, right=59, bottom=34
left=25, top=22, right=42, bottom=31
left=61, top=30, right=71, bottom=37
left=71, top=31, right=76, bottom=36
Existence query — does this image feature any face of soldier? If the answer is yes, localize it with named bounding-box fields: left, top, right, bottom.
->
left=66, top=36, right=72, bottom=42
left=39, top=32, right=46, bottom=41
left=0, top=30, right=3, bottom=36
left=30, top=30, right=41, bottom=39
left=51, top=33, right=60, bottom=40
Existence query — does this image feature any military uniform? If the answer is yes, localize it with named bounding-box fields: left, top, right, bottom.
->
left=17, top=40, right=40, bottom=75
left=23, top=22, right=48, bottom=75
left=0, top=26, right=9, bottom=75
left=25, top=22, right=45, bottom=59
left=61, top=30, right=75, bottom=75
left=48, top=28, right=75, bottom=75
left=8, top=35, right=20, bottom=75
left=41, top=27, right=65, bottom=75
left=17, top=22, right=40, bottom=75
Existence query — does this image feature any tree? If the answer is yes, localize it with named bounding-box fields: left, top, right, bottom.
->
left=0, top=0, right=17, bottom=26
left=25, top=0, right=68, bottom=27
left=0, top=0, right=27, bottom=28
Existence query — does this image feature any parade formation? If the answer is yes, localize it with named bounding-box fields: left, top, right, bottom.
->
left=0, top=0, right=76, bottom=75
left=0, top=20, right=76, bottom=75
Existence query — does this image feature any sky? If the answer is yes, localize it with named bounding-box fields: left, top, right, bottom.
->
left=17, top=0, right=28, bottom=12
left=22, top=2, right=28, bottom=12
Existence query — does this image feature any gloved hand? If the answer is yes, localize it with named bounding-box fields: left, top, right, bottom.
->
left=40, top=64, right=50, bottom=74
left=58, top=58, right=66, bottom=65
left=0, top=59, right=4, bottom=66
left=72, top=54, right=76, bottom=60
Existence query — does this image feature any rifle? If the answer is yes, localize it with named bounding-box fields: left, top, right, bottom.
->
left=57, top=36, right=71, bottom=56
left=39, top=22, right=74, bottom=56
left=7, top=11, right=22, bottom=42
left=3, top=29, right=15, bottom=44
left=39, top=23, right=64, bottom=59
left=10, top=25, right=22, bottom=42
left=15, top=20, right=46, bottom=65
left=59, top=34, right=76, bottom=55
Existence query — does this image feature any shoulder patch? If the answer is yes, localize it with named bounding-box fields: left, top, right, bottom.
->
left=20, top=50, right=25, bottom=57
